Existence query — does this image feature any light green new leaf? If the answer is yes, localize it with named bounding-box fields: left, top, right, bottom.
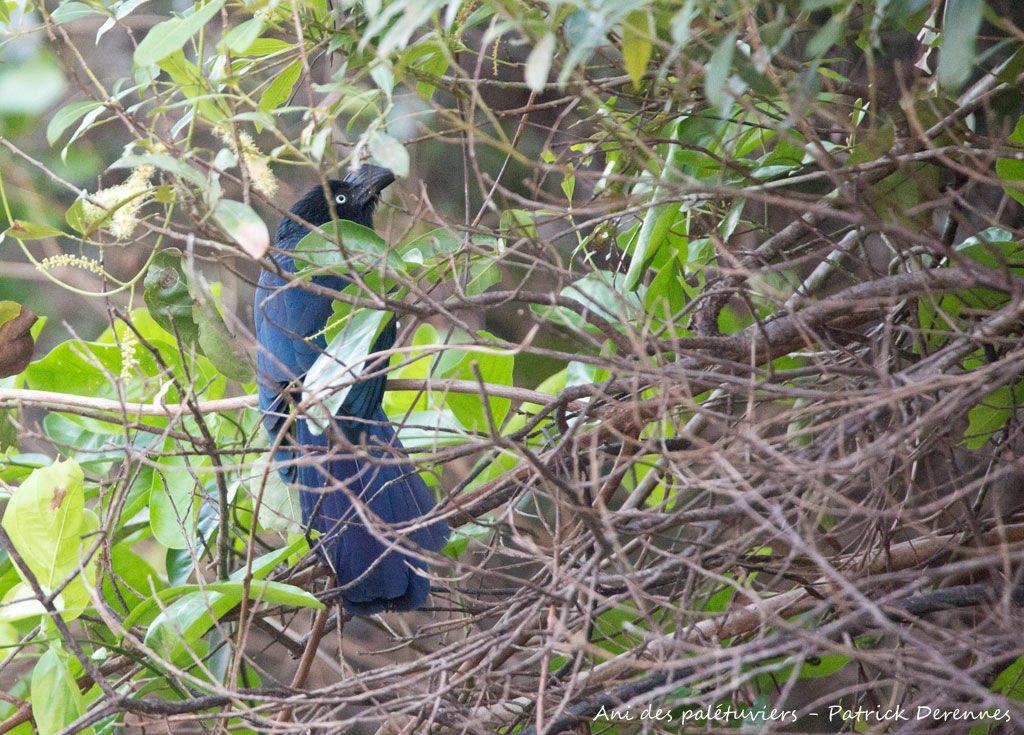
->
left=224, top=17, right=264, bottom=53
left=259, top=58, right=302, bottom=112
left=0, top=459, right=98, bottom=620
left=621, top=10, right=652, bottom=86
left=134, top=0, right=227, bottom=67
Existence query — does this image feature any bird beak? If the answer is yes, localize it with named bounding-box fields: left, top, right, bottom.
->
left=343, top=164, right=395, bottom=205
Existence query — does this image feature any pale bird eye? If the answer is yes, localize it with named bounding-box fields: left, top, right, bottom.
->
left=335, top=193, right=347, bottom=205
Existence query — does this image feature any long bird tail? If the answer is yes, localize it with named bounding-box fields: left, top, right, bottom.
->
left=294, top=408, right=449, bottom=615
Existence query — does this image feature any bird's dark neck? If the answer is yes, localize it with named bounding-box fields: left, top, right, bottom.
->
left=276, top=217, right=315, bottom=250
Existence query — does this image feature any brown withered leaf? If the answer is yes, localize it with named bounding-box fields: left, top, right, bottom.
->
left=0, top=301, right=38, bottom=378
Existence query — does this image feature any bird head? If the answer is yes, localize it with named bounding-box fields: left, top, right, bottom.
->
left=278, top=164, right=395, bottom=241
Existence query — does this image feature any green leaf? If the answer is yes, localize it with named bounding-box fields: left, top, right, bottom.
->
left=621, top=10, right=652, bottom=86
left=500, top=208, right=538, bottom=240
left=46, top=101, right=103, bottom=146
left=294, top=219, right=403, bottom=274
left=149, top=452, right=200, bottom=550
left=623, top=121, right=689, bottom=292
left=806, top=12, right=845, bottom=58
left=368, top=131, right=410, bottom=178
left=252, top=453, right=301, bottom=535
left=437, top=332, right=514, bottom=433
left=31, top=646, right=92, bottom=735
left=705, top=30, right=737, bottom=113
left=3, top=220, right=66, bottom=240
left=187, top=276, right=255, bottom=383
left=401, top=227, right=462, bottom=263
left=259, top=58, right=302, bottom=112
left=65, top=198, right=86, bottom=234
left=128, top=572, right=319, bottom=627
left=143, top=249, right=200, bottom=349
left=26, top=340, right=137, bottom=399
left=938, top=0, right=983, bottom=89
left=408, top=38, right=448, bottom=100
left=0, top=408, right=17, bottom=453
left=155, top=50, right=226, bottom=122
left=992, top=656, right=1024, bottom=700
left=303, top=309, right=391, bottom=431
left=443, top=522, right=491, bottom=558
left=223, top=16, right=263, bottom=53
left=996, top=115, right=1024, bottom=206
left=143, top=580, right=322, bottom=663
left=50, top=2, right=102, bottom=24
left=144, top=588, right=233, bottom=663
left=624, top=203, right=680, bottom=291
left=525, top=32, right=555, bottom=92
left=964, top=382, right=1024, bottom=449
left=462, top=260, right=500, bottom=297
left=797, top=654, right=852, bottom=678
left=235, top=37, right=291, bottom=58
left=212, top=199, right=269, bottom=259
left=134, top=0, right=227, bottom=68
left=382, top=323, right=437, bottom=417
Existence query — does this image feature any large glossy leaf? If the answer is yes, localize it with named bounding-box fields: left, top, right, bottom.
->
left=144, top=249, right=201, bottom=349
left=143, top=578, right=322, bottom=663
left=30, top=645, right=93, bottom=735
left=937, top=0, right=983, bottom=88
left=0, top=459, right=98, bottom=621
left=294, top=219, right=404, bottom=275
left=149, top=451, right=201, bottom=550
left=303, top=308, right=391, bottom=432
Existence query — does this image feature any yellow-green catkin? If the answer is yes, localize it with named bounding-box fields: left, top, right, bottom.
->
left=217, top=128, right=278, bottom=196
left=82, top=164, right=155, bottom=241
left=118, top=326, right=138, bottom=381
left=36, top=253, right=105, bottom=274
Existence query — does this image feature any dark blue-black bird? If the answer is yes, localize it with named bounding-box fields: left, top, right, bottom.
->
left=254, top=165, right=448, bottom=615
